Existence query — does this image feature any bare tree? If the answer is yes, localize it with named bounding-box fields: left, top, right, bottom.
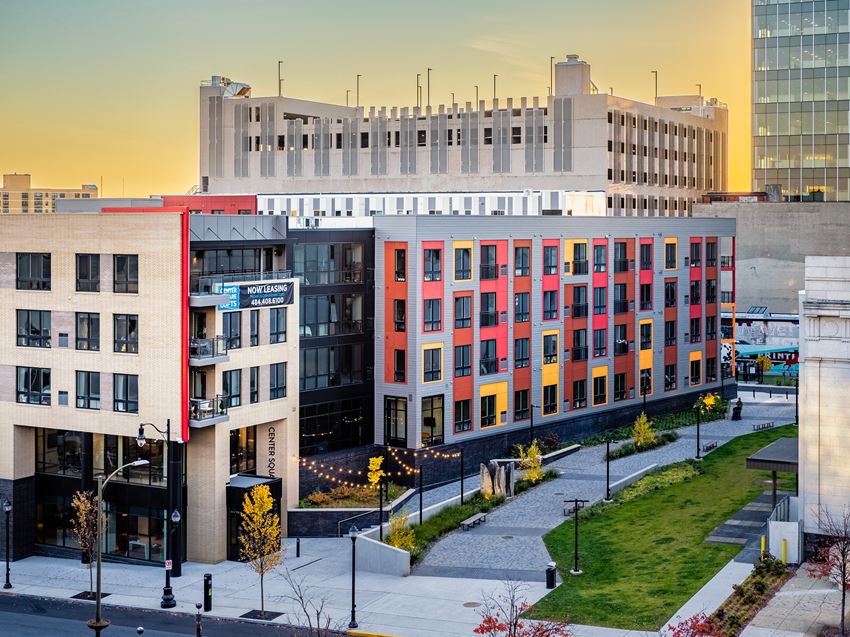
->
left=278, top=568, right=345, bottom=637
left=70, top=490, right=98, bottom=598
left=475, top=580, right=571, bottom=637
left=812, top=506, right=850, bottom=636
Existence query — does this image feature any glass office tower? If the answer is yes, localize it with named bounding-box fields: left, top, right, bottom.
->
left=753, top=0, right=850, bottom=201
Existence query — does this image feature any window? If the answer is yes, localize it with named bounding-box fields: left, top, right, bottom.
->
left=614, top=242, right=628, bottom=272
left=515, top=292, right=529, bottom=323
left=541, top=384, right=557, bottom=415
left=270, top=362, right=287, bottom=399
left=706, top=315, right=717, bottom=341
left=454, top=296, right=471, bottom=328
left=223, top=369, right=242, bottom=408
left=230, top=425, right=257, bottom=474
left=593, top=328, right=607, bottom=357
left=480, top=245, right=498, bottom=279
left=394, top=299, right=406, bottom=332
left=706, top=357, right=717, bottom=382
left=706, top=242, right=717, bottom=267
left=394, top=249, right=406, bottom=282
left=593, top=375, right=607, bottom=406
left=250, top=366, right=259, bottom=403
left=421, top=396, right=444, bottom=446
left=690, top=280, right=701, bottom=305
left=424, top=299, right=442, bottom=331
left=385, top=397, right=408, bottom=446
left=113, top=374, right=138, bottom=413
left=690, top=242, right=701, bottom=267
left=543, top=246, right=558, bottom=275
left=76, top=371, right=100, bottom=409
left=665, top=364, right=677, bottom=391
left=515, top=338, right=529, bottom=368
left=480, top=292, right=497, bottom=327
left=573, top=379, right=587, bottom=409
left=690, top=359, right=701, bottom=386
left=543, top=290, right=558, bottom=320
left=640, top=368, right=652, bottom=395
left=250, top=309, right=259, bottom=347
left=614, top=373, right=626, bottom=401
left=544, top=334, right=558, bottom=364
left=640, top=244, right=652, bottom=271
left=573, top=286, right=588, bottom=318
left=665, top=320, right=677, bottom=346
left=514, top=389, right=530, bottom=421
left=76, top=312, right=100, bottom=351
left=593, top=287, right=607, bottom=315
left=454, top=247, right=472, bottom=280
left=454, top=345, right=471, bottom=377
left=424, top=347, right=442, bottom=382
left=665, top=242, right=677, bottom=269
left=113, top=314, right=139, bottom=354
left=515, top=247, right=530, bottom=276
left=223, top=312, right=241, bottom=349
left=572, top=329, right=588, bottom=360
left=640, top=323, right=652, bottom=350
left=76, top=254, right=100, bottom=292
left=614, top=324, right=628, bottom=355
left=113, top=254, right=139, bottom=293
left=640, top=283, right=652, bottom=310
left=16, top=253, right=51, bottom=290
left=572, top=243, right=588, bottom=274
left=424, top=249, right=441, bottom=281
left=17, top=366, right=51, bottom=405
left=299, top=344, right=364, bottom=391
left=480, top=339, right=497, bottom=375
left=16, top=309, right=51, bottom=348
left=394, top=349, right=406, bottom=382
left=484, top=127, right=493, bottom=144
left=593, top=245, right=607, bottom=273
left=481, top=395, right=497, bottom=427
left=613, top=283, right=628, bottom=313
left=690, top=318, right=701, bottom=343
left=665, top=281, right=677, bottom=307
left=511, top=126, right=521, bottom=144
left=706, top=279, right=717, bottom=304
left=454, top=400, right=471, bottom=433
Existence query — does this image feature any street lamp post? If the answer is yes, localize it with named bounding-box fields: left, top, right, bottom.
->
left=695, top=406, right=702, bottom=461
left=88, top=459, right=150, bottom=637
left=795, top=377, right=799, bottom=424
left=3, top=499, right=11, bottom=589
left=529, top=404, right=538, bottom=446
left=137, top=420, right=180, bottom=608
left=566, top=498, right=588, bottom=575
left=604, top=440, right=619, bottom=502
left=348, top=526, right=358, bottom=629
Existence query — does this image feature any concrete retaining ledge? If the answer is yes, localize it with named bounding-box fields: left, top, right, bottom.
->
left=361, top=487, right=482, bottom=542
left=609, top=463, right=658, bottom=495
left=355, top=535, right=410, bottom=577
left=490, top=443, right=582, bottom=467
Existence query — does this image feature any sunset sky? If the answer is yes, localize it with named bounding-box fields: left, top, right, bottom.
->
left=0, top=0, right=751, bottom=197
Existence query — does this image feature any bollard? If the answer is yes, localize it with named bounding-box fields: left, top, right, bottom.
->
left=753, top=390, right=756, bottom=398
left=195, top=602, right=203, bottom=637
left=769, top=389, right=772, bottom=398
left=545, top=562, right=557, bottom=589
left=203, top=573, right=212, bottom=612
left=760, top=535, right=765, bottom=559
left=782, top=539, right=787, bottom=564
left=296, top=537, right=301, bottom=558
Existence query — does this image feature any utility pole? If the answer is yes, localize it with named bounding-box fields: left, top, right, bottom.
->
left=550, top=56, right=554, bottom=96
left=493, top=74, right=498, bottom=101
left=416, top=74, right=421, bottom=108
left=356, top=75, right=362, bottom=108
left=346, top=89, right=351, bottom=107
left=474, top=85, right=479, bottom=105
left=277, top=60, right=283, bottom=97
left=651, top=70, right=658, bottom=104
left=451, top=92, right=455, bottom=105
left=427, top=67, right=432, bottom=108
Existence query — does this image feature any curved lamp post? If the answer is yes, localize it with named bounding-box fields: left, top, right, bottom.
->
left=87, top=459, right=149, bottom=636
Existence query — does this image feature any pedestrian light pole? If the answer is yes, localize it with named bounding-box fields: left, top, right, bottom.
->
left=88, top=459, right=150, bottom=637
left=695, top=405, right=702, bottom=461
left=565, top=498, right=589, bottom=575
left=3, top=499, right=11, bottom=589
left=528, top=404, right=538, bottom=446
left=348, top=526, right=359, bottom=629
left=604, top=440, right=619, bottom=502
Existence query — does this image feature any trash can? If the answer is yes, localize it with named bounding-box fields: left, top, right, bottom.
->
left=545, top=562, right=557, bottom=589
left=203, top=573, right=212, bottom=612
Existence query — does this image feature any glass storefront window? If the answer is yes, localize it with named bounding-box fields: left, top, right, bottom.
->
left=36, top=429, right=83, bottom=476
left=230, top=426, right=257, bottom=475
left=92, top=433, right=166, bottom=487
left=105, top=504, right=165, bottom=563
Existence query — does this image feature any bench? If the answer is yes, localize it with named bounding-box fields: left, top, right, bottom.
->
left=752, top=421, right=775, bottom=431
left=461, top=512, right=486, bottom=531
left=702, top=441, right=718, bottom=453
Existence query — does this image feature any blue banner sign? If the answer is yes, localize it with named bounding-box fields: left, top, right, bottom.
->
left=217, top=281, right=293, bottom=310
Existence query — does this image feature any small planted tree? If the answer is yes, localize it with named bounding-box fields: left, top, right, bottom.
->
left=663, top=613, right=722, bottom=637
left=240, top=484, right=282, bottom=618
left=517, top=440, right=543, bottom=484
left=811, top=506, right=850, bottom=636
left=475, top=580, right=571, bottom=637
left=367, top=456, right=385, bottom=487
left=633, top=412, right=656, bottom=450
left=70, top=490, right=98, bottom=598
left=386, top=509, right=416, bottom=552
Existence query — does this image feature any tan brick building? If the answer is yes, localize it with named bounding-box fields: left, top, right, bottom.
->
left=0, top=206, right=299, bottom=567
left=1, top=173, right=98, bottom=214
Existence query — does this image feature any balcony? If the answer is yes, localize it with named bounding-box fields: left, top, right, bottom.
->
left=614, top=299, right=630, bottom=314
left=572, top=303, right=588, bottom=319
left=572, top=260, right=589, bottom=275
left=480, top=311, right=499, bottom=327
left=572, top=346, right=588, bottom=361
left=189, top=396, right=229, bottom=427
left=720, top=256, right=734, bottom=269
left=480, top=358, right=498, bottom=375
left=188, top=336, right=229, bottom=366
left=614, top=259, right=630, bottom=273
left=665, top=337, right=677, bottom=347
left=614, top=341, right=629, bottom=356
left=189, top=270, right=292, bottom=307
left=480, top=264, right=499, bottom=280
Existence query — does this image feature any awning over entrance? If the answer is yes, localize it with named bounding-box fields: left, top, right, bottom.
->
left=746, top=437, right=799, bottom=474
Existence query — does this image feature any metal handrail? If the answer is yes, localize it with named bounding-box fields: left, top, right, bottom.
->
left=337, top=508, right=382, bottom=538
left=191, top=270, right=292, bottom=294
left=189, top=336, right=228, bottom=359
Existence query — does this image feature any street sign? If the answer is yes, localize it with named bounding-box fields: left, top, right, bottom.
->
left=165, top=559, right=172, bottom=571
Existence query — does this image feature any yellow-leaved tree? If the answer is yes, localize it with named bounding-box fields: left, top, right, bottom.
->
left=633, top=412, right=656, bottom=449
left=694, top=392, right=721, bottom=416
left=755, top=354, right=773, bottom=375
left=386, top=509, right=416, bottom=552
left=367, top=456, right=385, bottom=487
left=240, top=484, right=282, bottom=617
left=518, top=440, right=544, bottom=484
left=70, top=490, right=98, bottom=598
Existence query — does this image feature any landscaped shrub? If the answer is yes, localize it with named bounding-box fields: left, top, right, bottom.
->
left=751, top=579, right=768, bottom=594
left=617, top=463, right=701, bottom=504
left=606, top=431, right=679, bottom=461
left=306, top=490, right=332, bottom=506
left=517, top=440, right=544, bottom=483
left=514, top=469, right=558, bottom=495
left=539, top=432, right=561, bottom=455
left=386, top=509, right=416, bottom=552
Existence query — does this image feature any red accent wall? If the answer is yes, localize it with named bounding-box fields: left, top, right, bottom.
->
left=613, top=239, right=636, bottom=397
left=564, top=282, right=588, bottom=407
left=690, top=237, right=703, bottom=322
left=542, top=239, right=559, bottom=323
left=452, top=291, right=474, bottom=434
left=422, top=240, right=445, bottom=335
left=664, top=276, right=678, bottom=368
left=705, top=237, right=718, bottom=361
left=480, top=240, right=508, bottom=367
left=512, top=240, right=532, bottom=417
left=384, top=242, right=408, bottom=384
left=161, top=194, right=257, bottom=215
left=591, top=238, right=608, bottom=338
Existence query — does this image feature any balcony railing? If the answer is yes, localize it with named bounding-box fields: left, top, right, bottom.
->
left=614, top=299, right=630, bottom=314
left=572, top=303, right=588, bottom=318
left=189, top=396, right=228, bottom=421
left=614, top=341, right=629, bottom=355
left=480, top=264, right=499, bottom=280
left=480, top=358, right=498, bottom=375
left=720, top=256, right=734, bottom=269
left=480, top=311, right=499, bottom=327
left=572, top=347, right=588, bottom=361
left=614, top=259, right=630, bottom=273
left=191, top=270, right=292, bottom=295
left=572, top=260, right=589, bottom=275
left=189, top=336, right=228, bottom=359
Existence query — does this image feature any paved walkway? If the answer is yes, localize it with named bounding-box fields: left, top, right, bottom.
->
left=706, top=491, right=793, bottom=564
left=415, top=395, right=796, bottom=582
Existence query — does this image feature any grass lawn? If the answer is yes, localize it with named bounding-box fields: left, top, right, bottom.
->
left=529, top=424, right=798, bottom=630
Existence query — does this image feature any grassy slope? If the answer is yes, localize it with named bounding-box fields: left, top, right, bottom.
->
left=530, top=425, right=798, bottom=630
